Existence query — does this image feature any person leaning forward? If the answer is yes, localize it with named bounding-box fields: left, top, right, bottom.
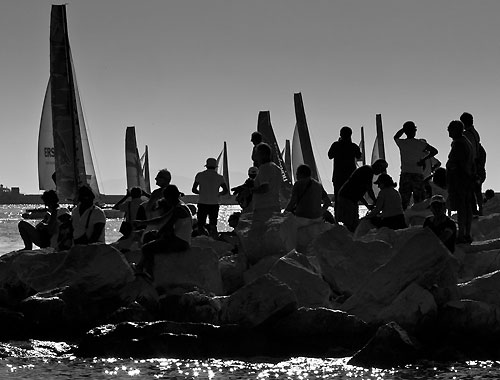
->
left=336, top=159, right=388, bottom=232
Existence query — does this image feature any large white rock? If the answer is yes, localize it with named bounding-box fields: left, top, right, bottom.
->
left=269, top=250, right=332, bottom=308
left=313, top=225, right=393, bottom=296
left=220, top=273, right=298, bottom=327
left=341, top=228, right=459, bottom=326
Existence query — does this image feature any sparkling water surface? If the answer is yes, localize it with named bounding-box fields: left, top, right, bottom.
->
left=0, top=205, right=498, bottom=379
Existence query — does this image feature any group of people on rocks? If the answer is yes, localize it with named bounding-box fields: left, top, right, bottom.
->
left=329, top=112, right=488, bottom=249
left=18, top=111, right=490, bottom=277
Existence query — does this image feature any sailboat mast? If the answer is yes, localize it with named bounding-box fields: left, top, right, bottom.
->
left=375, top=114, right=386, bottom=160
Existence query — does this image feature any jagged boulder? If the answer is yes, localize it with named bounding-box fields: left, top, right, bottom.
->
left=459, top=249, right=500, bottom=281
left=269, top=250, right=332, bottom=308
left=243, top=255, right=281, bottom=285
left=124, top=246, right=223, bottom=295
left=157, top=291, right=222, bottom=324
left=236, top=213, right=288, bottom=264
left=12, top=244, right=134, bottom=296
left=439, top=299, right=500, bottom=340
left=471, top=213, right=500, bottom=241
left=348, top=322, right=419, bottom=368
left=458, top=270, right=500, bottom=306
left=191, top=236, right=234, bottom=258
left=219, top=253, right=247, bottom=295
left=271, top=307, right=370, bottom=354
left=220, top=274, right=297, bottom=327
left=341, top=229, right=459, bottom=328
left=313, top=225, right=393, bottom=296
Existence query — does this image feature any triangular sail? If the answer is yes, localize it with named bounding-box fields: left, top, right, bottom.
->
left=370, top=114, right=386, bottom=197
left=358, top=126, right=366, bottom=167
left=141, top=145, right=151, bottom=193
left=125, top=126, right=147, bottom=191
left=49, top=5, right=99, bottom=201
left=38, top=80, right=56, bottom=191
left=257, top=111, right=292, bottom=207
left=216, top=141, right=230, bottom=190
left=291, top=93, right=321, bottom=183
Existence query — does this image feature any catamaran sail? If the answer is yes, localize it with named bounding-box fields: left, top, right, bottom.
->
left=291, top=92, right=321, bottom=182
left=216, top=141, right=230, bottom=190
left=39, top=4, right=100, bottom=202
left=125, top=126, right=150, bottom=192
left=142, top=145, right=151, bottom=194
left=257, top=111, right=293, bottom=207
left=370, top=114, right=386, bottom=198
left=358, top=126, right=366, bottom=166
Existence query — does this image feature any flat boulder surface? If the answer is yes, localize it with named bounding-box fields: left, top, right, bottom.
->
left=458, top=270, right=500, bottom=307
left=152, top=246, right=223, bottom=295
left=471, top=214, right=500, bottom=241
left=341, top=228, right=458, bottom=326
left=10, top=244, right=134, bottom=296
left=269, top=250, right=332, bottom=308
left=313, top=225, right=393, bottom=296
left=220, top=273, right=297, bottom=327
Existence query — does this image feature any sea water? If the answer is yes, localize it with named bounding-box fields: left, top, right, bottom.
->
left=0, top=205, right=499, bottom=379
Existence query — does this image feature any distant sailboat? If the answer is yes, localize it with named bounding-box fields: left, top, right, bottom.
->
left=358, top=126, right=366, bottom=167
left=370, top=114, right=386, bottom=198
left=216, top=141, right=230, bottom=191
left=125, top=126, right=151, bottom=193
left=38, top=4, right=100, bottom=202
left=257, top=111, right=293, bottom=207
left=291, top=92, right=321, bottom=182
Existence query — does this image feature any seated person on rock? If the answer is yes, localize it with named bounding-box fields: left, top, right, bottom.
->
left=56, top=208, right=73, bottom=251
left=285, top=164, right=333, bottom=222
left=18, top=190, right=60, bottom=251
left=423, top=194, right=457, bottom=253
left=232, top=166, right=258, bottom=213
left=364, top=173, right=407, bottom=230
left=113, top=186, right=149, bottom=238
left=136, top=185, right=193, bottom=279
left=482, top=189, right=500, bottom=215
left=72, top=186, right=106, bottom=245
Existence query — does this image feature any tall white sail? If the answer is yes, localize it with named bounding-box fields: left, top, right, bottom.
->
left=38, top=80, right=56, bottom=191
left=216, top=141, right=230, bottom=190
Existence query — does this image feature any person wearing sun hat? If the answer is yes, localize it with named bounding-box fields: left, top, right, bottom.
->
left=192, top=157, right=229, bottom=237
left=423, top=194, right=457, bottom=253
left=365, top=173, right=407, bottom=230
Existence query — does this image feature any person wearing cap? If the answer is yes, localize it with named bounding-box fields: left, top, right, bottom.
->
left=138, top=185, right=193, bottom=279
left=328, top=126, right=362, bottom=210
left=365, top=173, right=406, bottom=230
left=394, top=121, right=439, bottom=210
left=231, top=166, right=258, bottom=213
left=446, top=120, right=474, bottom=244
left=252, top=142, right=283, bottom=222
left=336, top=159, right=388, bottom=232
left=192, top=157, right=229, bottom=236
left=423, top=194, right=457, bottom=253
left=18, top=189, right=61, bottom=250
left=72, top=186, right=106, bottom=245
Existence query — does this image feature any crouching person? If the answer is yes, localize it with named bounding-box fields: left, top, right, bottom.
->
left=137, top=185, right=192, bottom=280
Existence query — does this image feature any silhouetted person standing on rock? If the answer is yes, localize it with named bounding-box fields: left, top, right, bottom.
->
left=461, top=112, right=486, bottom=216
left=394, top=121, right=438, bottom=210
left=251, top=131, right=263, bottom=167
left=446, top=120, right=474, bottom=244
left=328, top=126, right=362, bottom=211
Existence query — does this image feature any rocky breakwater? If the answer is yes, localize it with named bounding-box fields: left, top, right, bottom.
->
left=3, top=212, right=500, bottom=365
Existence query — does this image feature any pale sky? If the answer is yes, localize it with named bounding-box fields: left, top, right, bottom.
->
left=1, top=0, right=499, bottom=196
